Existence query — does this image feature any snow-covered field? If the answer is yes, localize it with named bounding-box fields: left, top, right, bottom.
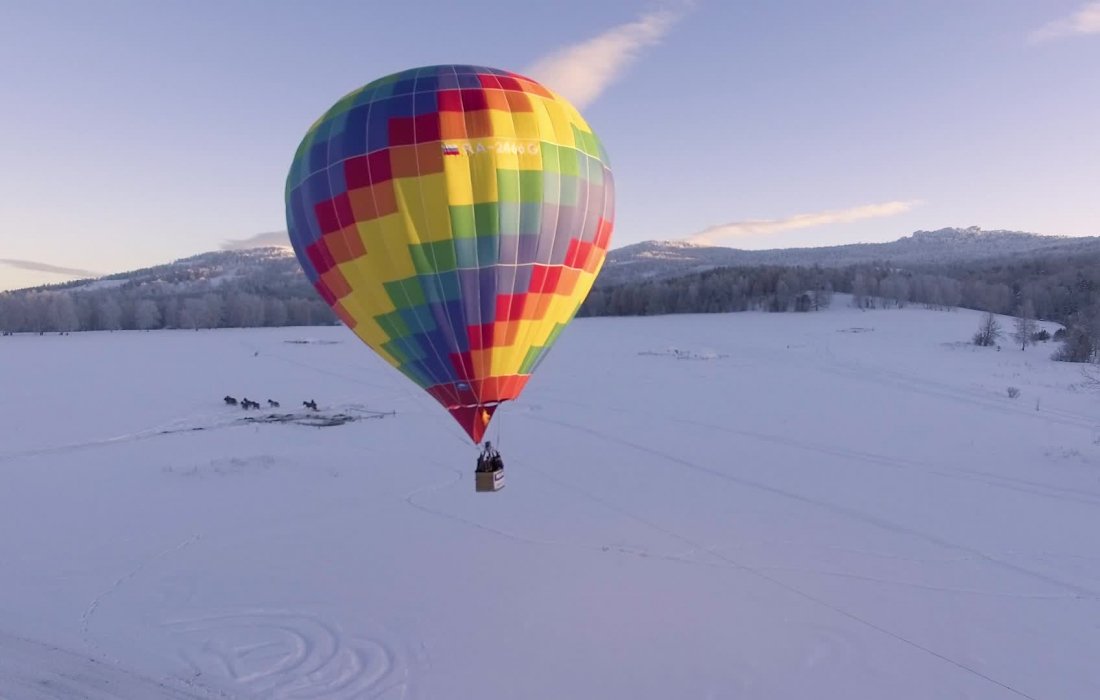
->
left=1, top=299, right=1098, bottom=699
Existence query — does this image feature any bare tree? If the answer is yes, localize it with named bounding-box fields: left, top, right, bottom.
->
left=973, top=312, right=1001, bottom=347
left=1012, top=300, right=1037, bottom=350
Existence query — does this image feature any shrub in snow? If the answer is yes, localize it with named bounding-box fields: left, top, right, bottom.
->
left=1007, top=387, right=1020, bottom=399
left=1053, top=327, right=1097, bottom=364
left=973, top=312, right=1002, bottom=347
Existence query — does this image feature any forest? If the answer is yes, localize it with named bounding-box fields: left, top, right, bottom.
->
left=2, top=248, right=1098, bottom=363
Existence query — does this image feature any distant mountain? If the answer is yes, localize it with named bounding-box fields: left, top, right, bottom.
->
left=56, top=247, right=302, bottom=293
left=5, top=226, right=1100, bottom=334
left=598, top=227, right=1100, bottom=286
left=0, top=248, right=335, bottom=332
left=21, top=226, right=1095, bottom=298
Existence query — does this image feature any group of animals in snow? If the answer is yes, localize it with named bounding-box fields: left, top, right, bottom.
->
left=223, top=395, right=319, bottom=411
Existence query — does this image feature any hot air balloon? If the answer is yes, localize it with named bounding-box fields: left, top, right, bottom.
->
left=285, top=65, right=614, bottom=480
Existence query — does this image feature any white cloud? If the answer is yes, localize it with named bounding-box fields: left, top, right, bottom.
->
left=0, top=258, right=101, bottom=278
left=525, top=5, right=687, bottom=108
left=687, top=201, right=922, bottom=245
left=221, top=231, right=291, bottom=250
left=1030, top=2, right=1100, bottom=43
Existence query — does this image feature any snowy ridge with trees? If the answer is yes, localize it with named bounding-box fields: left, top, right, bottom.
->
left=0, top=247, right=335, bottom=332
left=598, top=227, right=1100, bottom=286
left=2, top=228, right=1099, bottom=367
left=583, top=241, right=1100, bottom=365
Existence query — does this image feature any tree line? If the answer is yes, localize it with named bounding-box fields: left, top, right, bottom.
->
left=0, top=250, right=336, bottom=333
left=3, top=247, right=1097, bottom=363
left=581, top=265, right=837, bottom=316
left=0, top=288, right=335, bottom=333
left=581, top=251, right=1100, bottom=363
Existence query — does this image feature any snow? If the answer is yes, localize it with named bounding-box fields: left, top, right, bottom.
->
left=1, top=298, right=1098, bottom=699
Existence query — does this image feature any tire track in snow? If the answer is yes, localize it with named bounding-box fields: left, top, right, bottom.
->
left=515, top=414, right=1046, bottom=700
left=527, top=412, right=1100, bottom=599
left=815, top=332, right=1096, bottom=430
left=403, top=439, right=1080, bottom=601
left=0, top=407, right=387, bottom=466
left=0, top=630, right=226, bottom=699
left=164, top=610, right=419, bottom=699
left=670, top=412, right=1100, bottom=508
left=751, top=564, right=1078, bottom=600
left=80, top=534, right=202, bottom=662
left=403, top=465, right=714, bottom=567
left=535, top=393, right=1100, bottom=509
left=954, top=468, right=1100, bottom=505
left=518, top=450, right=1079, bottom=602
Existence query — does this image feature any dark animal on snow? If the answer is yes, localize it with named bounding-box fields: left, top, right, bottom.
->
left=267, top=399, right=280, bottom=408
left=303, top=400, right=318, bottom=411
left=224, top=396, right=238, bottom=406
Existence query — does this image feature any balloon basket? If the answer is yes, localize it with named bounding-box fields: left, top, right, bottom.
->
left=475, top=468, right=505, bottom=493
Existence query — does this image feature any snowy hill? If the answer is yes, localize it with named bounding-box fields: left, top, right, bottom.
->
left=59, top=247, right=301, bottom=293
left=5, top=227, right=1100, bottom=333
left=599, top=227, right=1100, bottom=285
left=18, top=227, right=1097, bottom=297
left=0, top=247, right=335, bottom=332
left=1, top=300, right=1097, bottom=698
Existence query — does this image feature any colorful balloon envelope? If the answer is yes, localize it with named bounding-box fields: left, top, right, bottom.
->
left=285, top=65, right=614, bottom=442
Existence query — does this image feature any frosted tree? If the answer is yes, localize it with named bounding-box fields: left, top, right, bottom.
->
left=264, top=298, right=287, bottom=327
left=812, top=282, right=833, bottom=311
left=973, top=312, right=1001, bottom=347
left=180, top=298, right=207, bottom=329
left=203, top=293, right=225, bottom=328
left=881, top=274, right=910, bottom=308
left=226, top=292, right=264, bottom=327
left=134, top=299, right=161, bottom=330
left=940, top=278, right=962, bottom=309
left=0, top=295, right=21, bottom=331
left=1054, top=303, right=1100, bottom=364
left=852, top=272, right=876, bottom=309
left=1012, top=300, right=1037, bottom=351
left=160, top=298, right=179, bottom=328
left=774, top=278, right=792, bottom=312
left=96, top=297, right=123, bottom=330
left=44, top=292, right=80, bottom=332
left=286, top=298, right=313, bottom=326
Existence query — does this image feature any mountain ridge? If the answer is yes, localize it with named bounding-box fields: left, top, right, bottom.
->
left=12, top=226, right=1096, bottom=296
left=598, top=227, right=1100, bottom=286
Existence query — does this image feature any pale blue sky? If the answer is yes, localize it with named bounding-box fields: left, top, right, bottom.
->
left=1, top=0, right=1098, bottom=290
